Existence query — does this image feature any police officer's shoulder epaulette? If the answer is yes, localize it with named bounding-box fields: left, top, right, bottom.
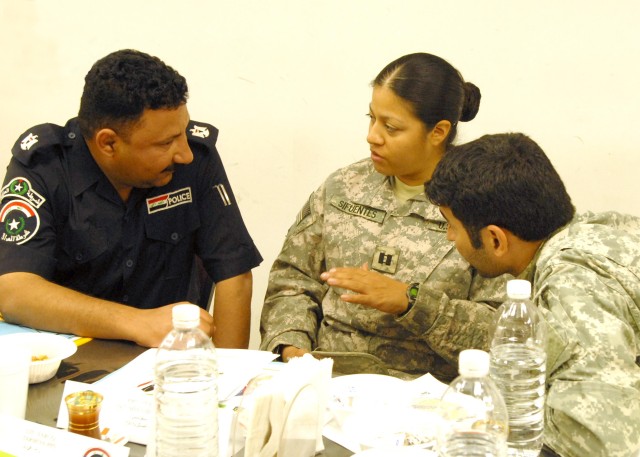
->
left=11, top=123, right=66, bottom=166
left=186, top=120, right=219, bottom=152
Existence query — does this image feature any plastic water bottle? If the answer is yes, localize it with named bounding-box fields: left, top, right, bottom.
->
left=438, top=349, right=508, bottom=457
left=490, top=279, right=546, bottom=456
left=153, top=303, right=218, bottom=457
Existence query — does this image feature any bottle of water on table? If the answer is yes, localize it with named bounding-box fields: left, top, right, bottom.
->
left=490, top=279, right=546, bottom=456
left=438, top=349, right=508, bottom=457
left=154, top=303, right=218, bottom=457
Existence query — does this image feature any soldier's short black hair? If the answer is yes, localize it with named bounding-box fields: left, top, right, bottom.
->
left=425, top=133, right=575, bottom=248
left=78, top=49, right=188, bottom=139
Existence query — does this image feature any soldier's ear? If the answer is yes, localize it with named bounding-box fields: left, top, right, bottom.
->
left=429, top=120, right=452, bottom=148
left=484, top=225, right=509, bottom=257
left=94, top=129, right=118, bottom=157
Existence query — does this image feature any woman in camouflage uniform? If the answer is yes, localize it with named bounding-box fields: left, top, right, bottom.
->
left=260, top=53, right=506, bottom=381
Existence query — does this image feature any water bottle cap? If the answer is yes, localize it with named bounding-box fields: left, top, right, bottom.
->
left=506, top=279, right=531, bottom=299
left=172, top=303, right=200, bottom=327
left=458, top=349, right=490, bottom=377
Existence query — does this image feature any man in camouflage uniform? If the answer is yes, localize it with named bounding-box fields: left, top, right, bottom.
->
left=426, top=132, right=640, bottom=457
left=260, top=158, right=506, bottom=381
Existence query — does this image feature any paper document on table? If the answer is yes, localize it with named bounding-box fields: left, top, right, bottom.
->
left=58, top=348, right=277, bottom=446
left=0, top=319, right=78, bottom=340
left=3, top=414, right=129, bottom=457
left=96, top=348, right=278, bottom=401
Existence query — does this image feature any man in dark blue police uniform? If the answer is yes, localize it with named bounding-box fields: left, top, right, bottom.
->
left=0, top=49, right=262, bottom=348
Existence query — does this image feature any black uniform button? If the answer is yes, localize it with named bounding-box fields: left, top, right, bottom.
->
left=68, top=132, right=76, bottom=140
left=75, top=253, right=83, bottom=262
left=171, top=232, right=179, bottom=241
left=125, top=259, right=134, bottom=268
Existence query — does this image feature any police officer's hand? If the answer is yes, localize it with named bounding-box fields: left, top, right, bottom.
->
left=320, top=264, right=409, bottom=314
left=134, top=303, right=215, bottom=347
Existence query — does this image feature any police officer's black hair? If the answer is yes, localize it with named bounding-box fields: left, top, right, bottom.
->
left=425, top=133, right=575, bottom=248
left=78, top=49, right=189, bottom=139
left=373, top=53, right=480, bottom=146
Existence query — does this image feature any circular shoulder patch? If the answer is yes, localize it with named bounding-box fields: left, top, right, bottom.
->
left=0, top=199, right=41, bottom=245
left=1, top=176, right=46, bottom=208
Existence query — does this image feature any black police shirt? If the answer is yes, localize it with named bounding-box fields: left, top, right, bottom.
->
left=0, top=118, right=262, bottom=309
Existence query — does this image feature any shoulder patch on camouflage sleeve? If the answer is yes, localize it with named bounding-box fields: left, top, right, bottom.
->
left=296, top=197, right=312, bottom=226
left=187, top=120, right=220, bottom=152
left=11, top=123, right=66, bottom=166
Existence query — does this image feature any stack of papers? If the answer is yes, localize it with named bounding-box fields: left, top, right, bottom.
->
left=55, top=348, right=277, bottom=456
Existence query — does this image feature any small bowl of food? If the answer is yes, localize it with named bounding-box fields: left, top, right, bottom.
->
left=0, top=333, right=77, bottom=383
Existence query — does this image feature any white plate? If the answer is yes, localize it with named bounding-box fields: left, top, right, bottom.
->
left=0, top=333, right=77, bottom=383
left=353, top=447, right=436, bottom=457
left=330, top=373, right=406, bottom=389
left=329, top=373, right=407, bottom=424
left=330, top=373, right=406, bottom=405
left=328, top=373, right=443, bottom=452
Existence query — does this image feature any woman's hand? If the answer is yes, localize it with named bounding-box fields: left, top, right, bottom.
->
left=281, top=345, right=309, bottom=362
left=320, top=264, right=409, bottom=314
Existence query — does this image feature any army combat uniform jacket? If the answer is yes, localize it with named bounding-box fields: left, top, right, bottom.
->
left=526, top=212, right=640, bottom=457
left=0, top=118, right=262, bottom=310
left=260, top=159, right=506, bottom=381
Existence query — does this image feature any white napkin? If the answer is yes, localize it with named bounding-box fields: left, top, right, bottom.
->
left=240, top=354, right=333, bottom=457
left=242, top=387, right=274, bottom=456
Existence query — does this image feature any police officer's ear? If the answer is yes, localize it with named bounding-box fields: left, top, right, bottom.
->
left=93, top=128, right=118, bottom=157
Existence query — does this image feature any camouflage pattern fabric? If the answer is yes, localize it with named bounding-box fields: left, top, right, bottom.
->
left=260, top=159, right=507, bottom=382
left=525, top=211, right=640, bottom=457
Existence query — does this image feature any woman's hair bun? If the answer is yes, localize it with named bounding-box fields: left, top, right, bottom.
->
left=460, top=82, right=481, bottom=122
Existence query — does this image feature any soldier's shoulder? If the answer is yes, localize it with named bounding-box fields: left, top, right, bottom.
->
left=324, top=158, right=378, bottom=195
left=333, top=158, right=372, bottom=176
left=325, top=158, right=372, bottom=184
left=11, top=123, right=67, bottom=166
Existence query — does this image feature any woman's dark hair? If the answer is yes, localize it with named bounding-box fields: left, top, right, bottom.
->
left=373, top=53, right=480, bottom=145
left=78, top=49, right=188, bottom=139
left=425, top=133, right=575, bottom=248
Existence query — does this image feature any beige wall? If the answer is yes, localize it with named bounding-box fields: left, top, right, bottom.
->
left=2, top=0, right=639, bottom=348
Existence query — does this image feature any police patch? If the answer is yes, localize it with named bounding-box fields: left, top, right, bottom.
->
left=0, top=199, right=40, bottom=244
left=20, top=132, right=39, bottom=151
left=1, top=177, right=46, bottom=208
left=146, top=187, right=192, bottom=214
left=189, top=124, right=209, bottom=138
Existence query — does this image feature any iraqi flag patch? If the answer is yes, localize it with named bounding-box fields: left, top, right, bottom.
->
left=0, top=199, right=41, bottom=245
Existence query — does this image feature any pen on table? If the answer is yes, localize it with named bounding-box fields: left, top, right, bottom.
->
left=74, top=337, right=93, bottom=347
